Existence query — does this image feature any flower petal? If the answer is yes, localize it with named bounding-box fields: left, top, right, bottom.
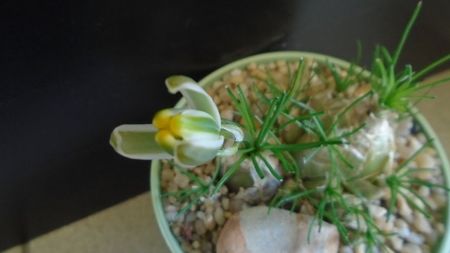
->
left=165, top=75, right=221, bottom=127
left=221, top=122, right=244, bottom=142
left=216, top=122, right=244, bottom=157
left=170, top=109, right=220, bottom=140
left=110, top=124, right=172, bottom=160
left=216, top=143, right=239, bottom=157
left=174, top=137, right=224, bottom=168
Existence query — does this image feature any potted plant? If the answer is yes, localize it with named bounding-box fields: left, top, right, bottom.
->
left=110, top=2, right=450, bottom=253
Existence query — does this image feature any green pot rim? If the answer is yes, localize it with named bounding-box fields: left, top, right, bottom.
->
left=150, top=51, right=450, bottom=253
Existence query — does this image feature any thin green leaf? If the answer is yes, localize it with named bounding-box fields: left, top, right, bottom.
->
left=412, top=54, right=450, bottom=82
left=396, top=140, right=432, bottom=173
left=330, top=90, right=373, bottom=131
left=391, top=1, right=422, bottom=67
left=278, top=112, right=324, bottom=131
left=212, top=155, right=246, bottom=195
left=251, top=154, right=265, bottom=179
left=257, top=153, right=282, bottom=180
left=256, top=95, right=286, bottom=145
left=262, top=139, right=342, bottom=152
left=399, top=189, right=431, bottom=218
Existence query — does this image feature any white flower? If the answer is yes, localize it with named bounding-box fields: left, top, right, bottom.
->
left=110, top=75, right=243, bottom=168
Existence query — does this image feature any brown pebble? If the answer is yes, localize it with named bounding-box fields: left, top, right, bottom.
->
left=204, top=213, right=216, bottom=230
left=194, top=220, right=207, bottom=235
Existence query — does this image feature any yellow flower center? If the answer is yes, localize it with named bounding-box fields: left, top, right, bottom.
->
left=152, top=109, right=181, bottom=154
left=152, top=108, right=221, bottom=156
left=152, top=109, right=173, bottom=129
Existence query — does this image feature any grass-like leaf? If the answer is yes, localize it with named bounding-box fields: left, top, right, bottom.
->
left=212, top=155, right=246, bottom=195
left=262, top=139, right=343, bottom=152
left=257, top=152, right=282, bottom=180
left=370, top=2, right=450, bottom=112
left=251, top=154, right=265, bottom=179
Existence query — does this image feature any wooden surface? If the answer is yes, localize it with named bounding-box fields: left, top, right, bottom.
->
left=3, top=194, right=170, bottom=253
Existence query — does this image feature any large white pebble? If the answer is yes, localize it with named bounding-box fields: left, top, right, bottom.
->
left=216, top=206, right=339, bottom=253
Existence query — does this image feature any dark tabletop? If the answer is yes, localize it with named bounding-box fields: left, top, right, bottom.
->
left=1, top=0, right=449, bottom=250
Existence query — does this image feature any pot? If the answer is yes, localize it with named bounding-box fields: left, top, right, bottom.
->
left=150, top=51, right=450, bottom=253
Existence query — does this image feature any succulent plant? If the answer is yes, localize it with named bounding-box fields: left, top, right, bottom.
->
left=297, top=112, right=395, bottom=198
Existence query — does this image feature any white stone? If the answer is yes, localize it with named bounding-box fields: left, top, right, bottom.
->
left=216, top=206, right=339, bottom=253
left=412, top=212, right=433, bottom=234
left=388, top=235, right=404, bottom=251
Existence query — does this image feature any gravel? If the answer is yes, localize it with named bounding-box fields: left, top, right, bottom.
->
left=160, top=59, right=448, bottom=253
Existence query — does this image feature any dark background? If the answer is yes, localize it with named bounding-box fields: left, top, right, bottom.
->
left=1, top=0, right=449, bottom=250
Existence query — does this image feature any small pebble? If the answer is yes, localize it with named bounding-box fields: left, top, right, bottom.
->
left=174, top=172, right=190, bottom=188
left=220, top=186, right=229, bottom=195
left=214, top=207, right=225, bottom=226
left=167, top=183, right=178, bottom=193
left=413, top=212, right=433, bottom=234
left=339, top=246, right=353, bottom=253
left=394, top=218, right=411, bottom=238
left=368, top=204, right=387, bottom=218
left=395, top=118, right=413, bottom=137
left=431, top=192, right=447, bottom=209
left=375, top=216, right=394, bottom=232
left=168, top=196, right=177, bottom=204
left=404, top=231, right=424, bottom=245
left=185, top=211, right=196, bottom=223
left=229, top=198, right=244, bottom=213
left=162, top=168, right=174, bottom=182
left=397, top=195, right=413, bottom=221
left=416, top=152, right=436, bottom=169
left=221, top=108, right=234, bottom=120
left=194, top=219, right=206, bottom=235
left=437, top=223, right=445, bottom=234
left=354, top=243, right=366, bottom=253
left=401, top=243, right=422, bottom=253
left=196, top=211, right=205, bottom=220
left=165, top=205, right=177, bottom=213
left=221, top=198, right=230, bottom=210
left=192, top=240, right=200, bottom=249
left=201, top=241, right=213, bottom=253
left=345, top=214, right=367, bottom=231
left=388, top=235, right=404, bottom=251
left=204, top=213, right=216, bottom=230
left=299, top=201, right=315, bottom=215
left=213, top=95, right=221, bottom=104
left=172, top=226, right=181, bottom=236
left=418, top=186, right=430, bottom=198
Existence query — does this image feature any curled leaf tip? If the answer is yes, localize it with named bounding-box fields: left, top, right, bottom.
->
left=165, top=75, right=221, bottom=127
left=165, top=75, right=197, bottom=94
